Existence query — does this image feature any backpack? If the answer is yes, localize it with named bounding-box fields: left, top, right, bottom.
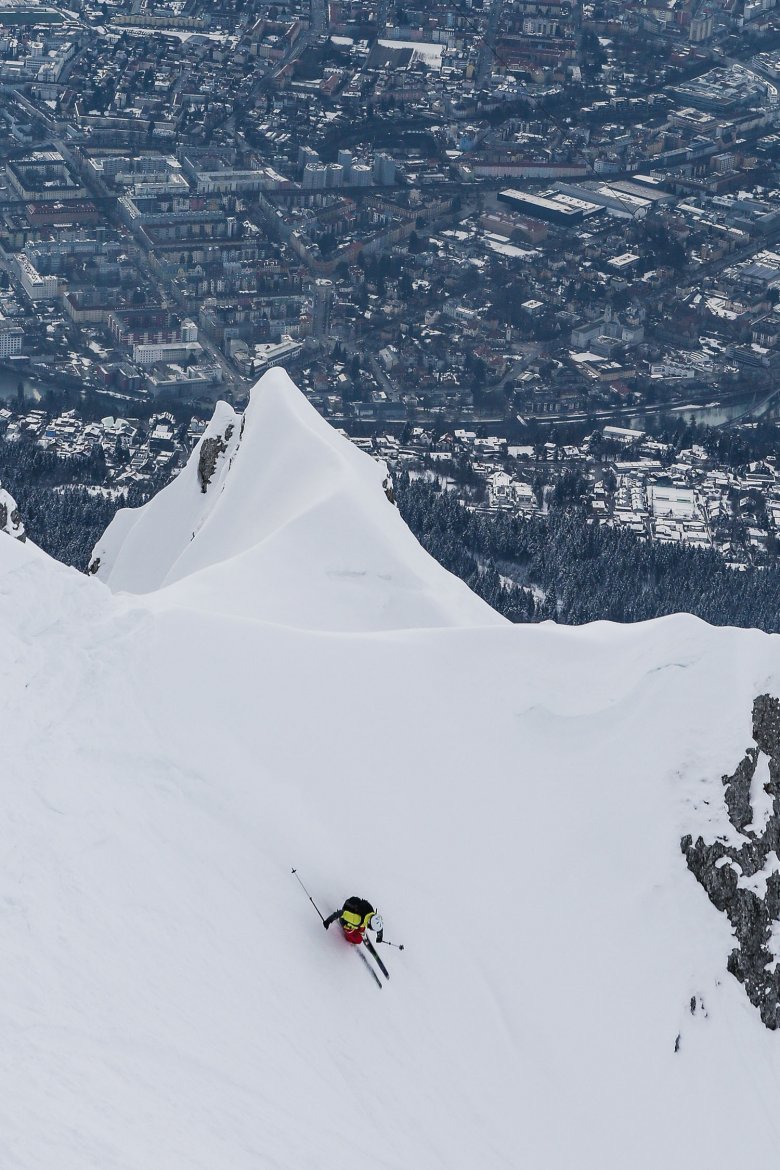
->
left=341, top=895, right=374, bottom=928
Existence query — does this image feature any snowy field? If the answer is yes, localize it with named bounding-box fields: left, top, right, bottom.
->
left=2, top=370, right=780, bottom=1168
left=377, top=38, right=444, bottom=70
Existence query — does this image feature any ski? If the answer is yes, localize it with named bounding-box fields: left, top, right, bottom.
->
left=357, top=945, right=382, bottom=989
left=363, top=937, right=390, bottom=981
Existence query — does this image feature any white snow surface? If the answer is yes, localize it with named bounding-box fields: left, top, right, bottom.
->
left=738, top=850, right=780, bottom=898
left=748, top=749, right=774, bottom=835
left=92, top=370, right=501, bottom=631
left=3, top=370, right=780, bottom=1168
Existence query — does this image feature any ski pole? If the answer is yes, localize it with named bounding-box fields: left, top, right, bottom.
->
left=378, top=939, right=404, bottom=951
left=291, top=867, right=325, bottom=923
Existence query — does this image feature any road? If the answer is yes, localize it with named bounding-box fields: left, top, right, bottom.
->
left=369, top=353, right=399, bottom=399
left=310, top=0, right=327, bottom=34
left=476, top=0, right=505, bottom=86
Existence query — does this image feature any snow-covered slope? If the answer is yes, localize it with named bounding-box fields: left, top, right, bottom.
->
left=91, top=368, right=501, bottom=631
left=3, top=373, right=780, bottom=1170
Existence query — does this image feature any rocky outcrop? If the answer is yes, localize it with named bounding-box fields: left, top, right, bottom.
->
left=383, top=475, right=396, bottom=506
left=0, top=484, right=25, bottom=542
left=682, top=695, right=780, bottom=1028
left=198, top=423, right=234, bottom=493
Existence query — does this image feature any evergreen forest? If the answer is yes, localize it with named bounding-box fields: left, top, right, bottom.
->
left=396, top=473, right=780, bottom=632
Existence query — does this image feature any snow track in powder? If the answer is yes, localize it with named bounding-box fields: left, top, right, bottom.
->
left=357, top=946, right=383, bottom=989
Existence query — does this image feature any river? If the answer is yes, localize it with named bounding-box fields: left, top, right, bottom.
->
left=627, top=386, right=780, bottom=430
left=0, top=366, right=44, bottom=404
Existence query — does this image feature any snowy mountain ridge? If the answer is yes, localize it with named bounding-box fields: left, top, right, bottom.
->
left=91, top=369, right=501, bottom=632
left=1, top=370, right=780, bottom=1169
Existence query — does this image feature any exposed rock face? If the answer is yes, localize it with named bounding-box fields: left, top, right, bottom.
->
left=682, top=695, right=780, bottom=1029
left=0, top=484, right=25, bottom=542
left=198, top=423, right=234, bottom=493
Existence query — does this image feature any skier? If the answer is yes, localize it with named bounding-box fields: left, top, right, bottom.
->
left=323, top=895, right=384, bottom=945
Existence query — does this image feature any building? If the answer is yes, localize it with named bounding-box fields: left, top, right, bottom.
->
left=133, top=341, right=203, bottom=366
left=6, top=150, right=86, bottom=203
left=603, top=425, right=646, bottom=444
left=497, top=189, right=583, bottom=226
left=145, top=363, right=222, bottom=395
left=16, top=254, right=60, bottom=301
left=554, top=180, right=672, bottom=218
left=253, top=335, right=303, bottom=372
left=0, top=321, right=23, bottom=358
left=373, top=153, right=396, bottom=186
left=744, top=0, right=777, bottom=23
left=649, top=484, right=696, bottom=520
left=303, top=162, right=329, bottom=190
left=26, top=200, right=100, bottom=227
left=712, top=153, right=736, bottom=174
left=572, top=306, right=644, bottom=348
left=690, top=14, right=714, bottom=41
left=108, top=310, right=190, bottom=347
left=181, top=155, right=273, bottom=195
left=89, top=154, right=180, bottom=182
left=298, top=145, right=320, bottom=170
left=351, top=164, right=372, bottom=187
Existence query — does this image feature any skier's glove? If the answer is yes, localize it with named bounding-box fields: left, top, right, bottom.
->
left=323, top=920, right=329, bottom=929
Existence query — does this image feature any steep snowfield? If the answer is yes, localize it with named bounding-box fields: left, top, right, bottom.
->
left=3, top=371, right=780, bottom=1169
left=92, top=370, right=501, bottom=631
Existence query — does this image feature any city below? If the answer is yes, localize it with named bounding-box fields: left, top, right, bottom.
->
left=2, top=0, right=780, bottom=566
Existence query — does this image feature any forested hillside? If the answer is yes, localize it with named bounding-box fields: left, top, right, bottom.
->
left=0, top=440, right=151, bottom=571
left=397, top=473, right=780, bottom=632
